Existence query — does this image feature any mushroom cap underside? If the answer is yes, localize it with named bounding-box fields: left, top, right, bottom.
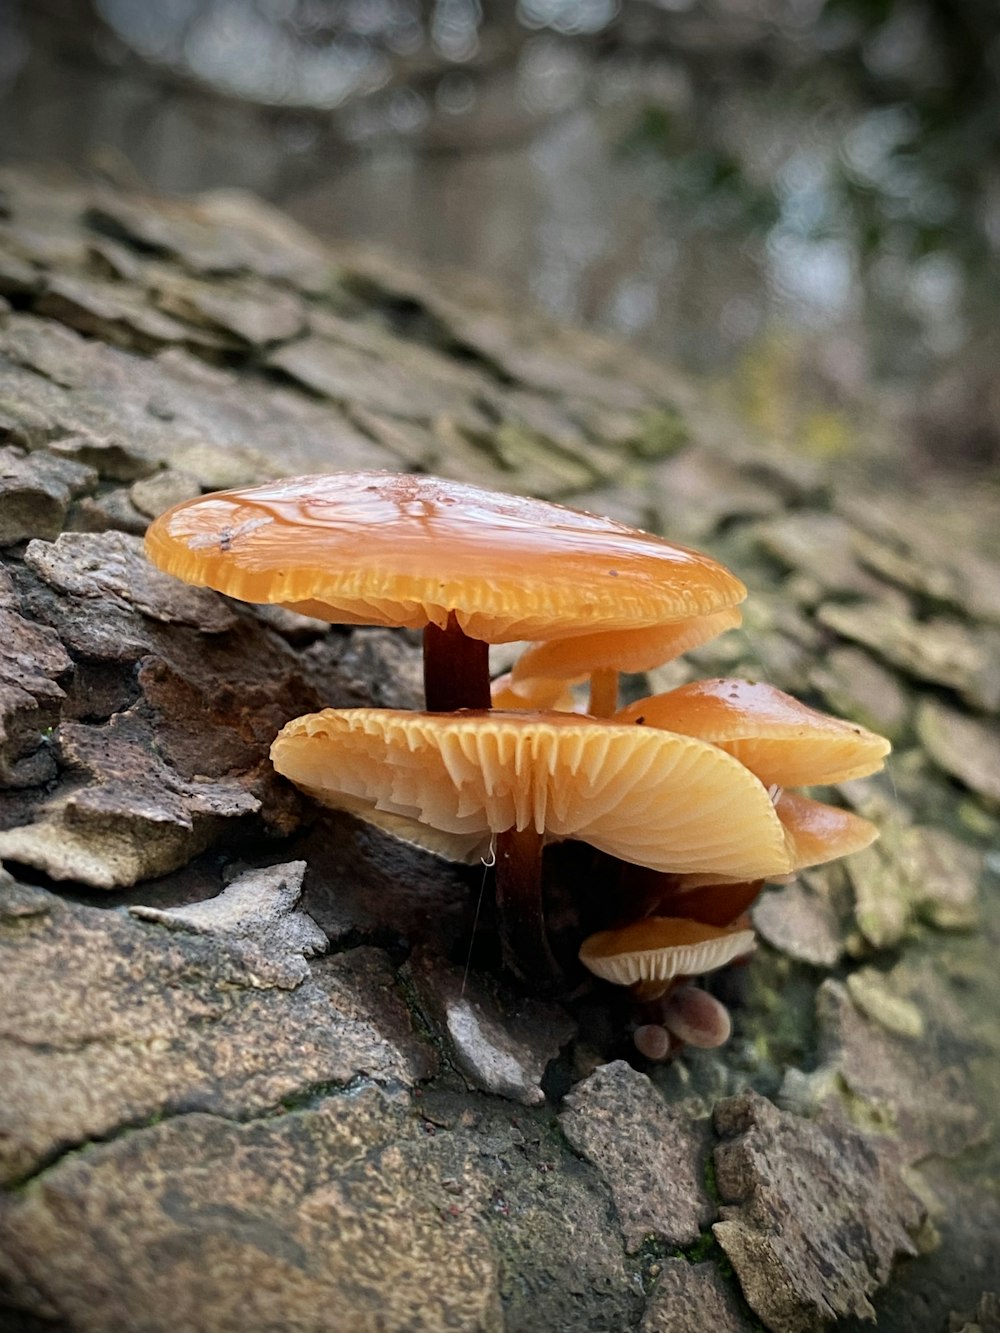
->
left=509, top=608, right=742, bottom=681
left=490, top=672, right=578, bottom=712
left=270, top=708, right=793, bottom=880
left=579, top=916, right=756, bottom=986
left=145, top=471, right=746, bottom=642
left=616, top=678, right=890, bottom=785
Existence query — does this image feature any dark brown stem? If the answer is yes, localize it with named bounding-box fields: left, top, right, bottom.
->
left=422, top=613, right=491, bottom=711
left=495, top=825, right=561, bottom=985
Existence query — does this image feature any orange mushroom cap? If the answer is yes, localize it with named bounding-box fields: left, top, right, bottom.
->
left=659, top=876, right=765, bottom=928
left=668, top=789, right=878, bottom=895
left=774, top=789, right=879, bottom=870
left=615, top=678, right=890, bottom=786
left=270, top=708, right=794, bottom=881
left=144, top=472, right=746, bottom=643
left=579, top=916, right=755, bottom=987
left=509, top=607, right=743, bottom=684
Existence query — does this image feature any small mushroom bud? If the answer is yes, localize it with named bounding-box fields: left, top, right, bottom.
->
left=660, top=985, right=732, bottom=1049
left=633, top=1024, right=675, bottom=1061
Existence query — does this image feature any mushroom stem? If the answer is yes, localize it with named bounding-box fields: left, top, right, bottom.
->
left=423, top=613, right=491, bottom=711
left=632, top=978, right=673, bottom=1004
left=494, top=825, right=561, bottom=985
left=588, top=668, right=619, bottom=718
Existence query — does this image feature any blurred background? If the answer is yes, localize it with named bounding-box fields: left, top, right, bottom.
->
left=1, top=0, right=999, bottom=473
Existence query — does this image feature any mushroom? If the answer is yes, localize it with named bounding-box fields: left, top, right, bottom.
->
left=773, top=788, right=880, bottom=868
left=613, top=678, right=890, bottom=924
left=659, top=986, right=733, bottom=1050
left=270, top=707, right=792, bottom=981
left=579, top=915, right=754, bottom=1059
left=579, top=916, right=755, bottom=999
left=615, top=678, right=890, bottom=785
left=633, top=1024, right=675, bottom=1061
left=144, top=472, right=746, bottom=712
left=635, top=988, right=735, bottom=1060
left=509, top=607, right=743, bottom=717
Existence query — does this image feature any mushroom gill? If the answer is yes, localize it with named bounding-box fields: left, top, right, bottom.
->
left=510, top=608, right=743, bottom=716
left=271, top=706, right=791, bottom=985
left=269, top=708, right=793, bottom=881
left=579, top=916, right=755, bottom=990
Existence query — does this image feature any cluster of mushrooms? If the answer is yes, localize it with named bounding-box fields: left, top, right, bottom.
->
left=145, top=471, right=890, bottom=1060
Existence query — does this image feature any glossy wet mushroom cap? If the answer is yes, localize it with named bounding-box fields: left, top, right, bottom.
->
left=146, top=471, right=750, bottom=713
left=145, top=472, right=747, bottom=644
left=579, top=916, right=755, bottom=987
left=774, top=789, right=879, bottom=869
left=269, top=708, right=794, bottom=880
left=615, top=678, right=890, bottom=786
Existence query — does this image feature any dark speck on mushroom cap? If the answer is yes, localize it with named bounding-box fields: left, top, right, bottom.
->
left=145, top=471, right=746, bottom=643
